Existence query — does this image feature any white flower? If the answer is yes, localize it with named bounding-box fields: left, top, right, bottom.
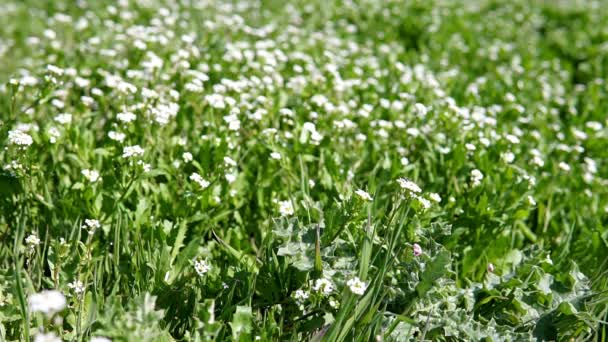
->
left=415, top=195, right=431, bottom=209
left=312, top=278, right=334, bottom=295
left=46, top=64, right=64, bottom=75
left=397, top=178, right=422, bottom=193
left=223, top=114, right=241, bottom=131
left=48, top=127, right=60, bottom=143
left=428, top=193, right=441, bottom=203
left=4, top=160, right=23, bottom=171
left=225, top=172, right=237, bottom=183
left=527, top=195, right=536, bottom=206
left=81, top=96, right=95, bottom=107
left=223, top=156, right=237, bottom=167
left=558, top=162, right=571, bottom=172
left=471, top=169, right=484, bottom=187
left=294, top=289, right=309, bottom=302
left=278, top=200, right=294, bottom=216
left=25, top=234, right=40, bottom=248
left=68, top=280, right=85, bottom=296
left=302, top=122, right=323, bottom=145
left=137, top=160, right=151, bottom=172
left=414, top=103, right=428, bottom=117
left=82, top=219, right=100, bottom=234
left=346, top=277, right=367, bottom=295
left=84, top=219, right=100, bottom=229
left=190, top=173, right=210, bottom=189
left=8, top=130, right=33, bottom=146
left=270, top=152, right=281, bottom=160
left=108, top=131, right=126, bottom=142
left=142, top=88, right=158, bottom=99
left=34, top=332, right=61, bottom=342
left=532, top=155, right=544, bottom=167
left=54, top=113, right=72, bottom=124
left=28, top=290, right=66, bottom=315
left=91, top=337, right=112, bottom=342
left=354, top=189, right=373, bottom=201
left=51, top=99, right=64, bottom=109
left=81, top=169, right=101, bottom=182
left=182, top=152, right=193, bottom=162
left=505, top=134, right=520, bottom=144
left=117, top=111, right=136, bottom=123
left=501, top=152, right=515, bottom=163
left=194, top=259, right=211, bottom=276
left=122, top=145, right=144, bottom=158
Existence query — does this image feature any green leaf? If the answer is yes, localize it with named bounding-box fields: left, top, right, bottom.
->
left=557, top=302, right=578, bottom=315
left=416, top=251, right=451, bottom=297
left=231, top=305, right=253, bottom=341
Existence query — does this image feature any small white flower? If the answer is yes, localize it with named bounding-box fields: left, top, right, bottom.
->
left=278, top=200, right=294, bottom=216
left=270, top=152, right=281, bottom=160
left=182, top=152, right=193, bottom=162
left=312, top=278, right=334, bottom=296
left=194, top=259, right=211, bottom=276
left=190, top=172, right=210, bottom=189
left=117, top=111, right=136, bottom=123
left=532, top=155, right=544, bottom=167
left=25, top=234, right=40, bottom=248
left=8, top=130, right=33, bottom=147
left=34, top=332, right=62, bottom=342
left=4, top=160, right=23, bottom=171
left=501, top=152, right=515, bottom=163
left=471, top=169, right=484, bottom=187
left=355, top=189, right=373, bottom=201
left=137, top=160, right=151, bottom=172
left=225, top=172, right=237, bottom=183
left=527, top=195, right=536, bottom=206
left=294, top=289, right=309, bottom=302
left=505, top=134, right=520, bottom=144
left=48, top=127, right=60, bottom=143
left=415, top=195, right=431, bottom=209
left=122, top=145, right=144, bottom=158
left=428, top=193, right=441, bottom=203
left=81, top=169, right=101, bottom=183
left=487, top=263, right=495, bottom=273
left=223, top=156, right=237, bottom=167
left=91, top=337, right=112, bottom=342
left=82, top=219, right=101, bottom=234
left=108, top=131, right=126, bottom=142
left=397, top=178, right=422, bottom=193
left=54, top=113, right=72, bottom=125
left=346, top=277, right=367, bottom=295
left=28, top=290, right=66, bottom=315
left=68, top=280, right=85, bottom=296
left=558, top=162, right=571, bottom=172
left=46, top=64, right=64, bottom=75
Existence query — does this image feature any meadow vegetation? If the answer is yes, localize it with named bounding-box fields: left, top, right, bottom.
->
left=1, top=0, right=607, bottom=340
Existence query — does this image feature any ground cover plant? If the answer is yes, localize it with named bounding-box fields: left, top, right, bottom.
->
left=0, top=0, right=607, bottom=340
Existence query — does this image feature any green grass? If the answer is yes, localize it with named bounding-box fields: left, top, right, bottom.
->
left=1, top=0, right=607, bottom=341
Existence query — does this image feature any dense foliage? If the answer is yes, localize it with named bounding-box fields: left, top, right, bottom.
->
left=1, top=0, right=607, bottom=340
